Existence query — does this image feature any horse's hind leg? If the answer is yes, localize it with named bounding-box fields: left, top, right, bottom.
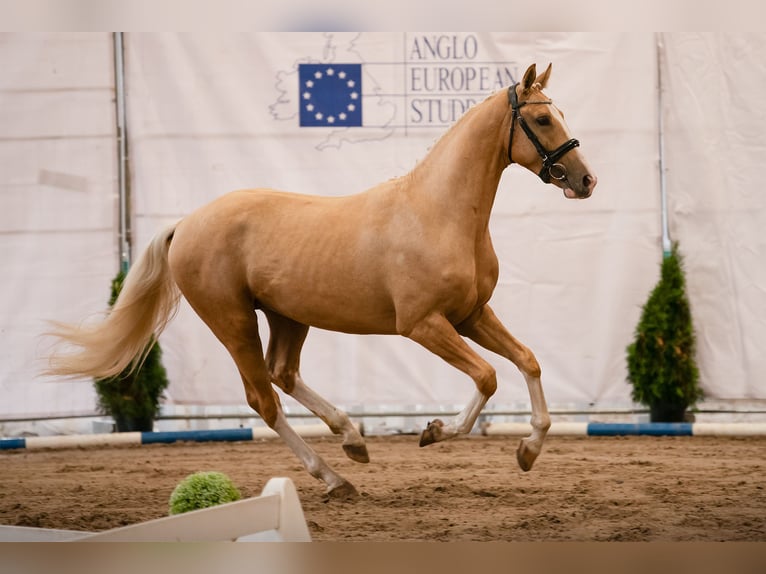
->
left=184, top=297, right=357, bottom=498
left=264, top=311, right=369, bottom=464
left=457, top=304, right=551, bottom=472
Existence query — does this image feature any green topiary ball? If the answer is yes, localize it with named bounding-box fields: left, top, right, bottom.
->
left=168, top=471, right=242, bottom=515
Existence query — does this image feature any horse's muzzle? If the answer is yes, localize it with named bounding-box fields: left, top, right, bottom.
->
left=564, top=173, right=597, bottom=199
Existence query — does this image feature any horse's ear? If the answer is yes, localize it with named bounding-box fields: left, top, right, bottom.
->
left=535, top=63, right=552, bottom=90
left=521, top=64, right=537, bottom=92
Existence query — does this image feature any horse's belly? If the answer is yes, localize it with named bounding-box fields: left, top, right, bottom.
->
left=257, top=286, right=399, bottom=335
left=250, top=252, right=399, bottom=334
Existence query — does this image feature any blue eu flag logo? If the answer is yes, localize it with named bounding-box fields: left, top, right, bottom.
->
left=299, top=63, right=362, bottom=127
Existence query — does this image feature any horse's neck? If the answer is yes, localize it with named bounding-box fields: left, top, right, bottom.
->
left=409, top=92, right=509, bottom=231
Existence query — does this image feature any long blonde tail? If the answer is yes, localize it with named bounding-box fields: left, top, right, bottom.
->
left=46, top=224, right=180, bottom=379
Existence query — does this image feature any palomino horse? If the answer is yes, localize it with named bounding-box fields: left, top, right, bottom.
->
left=48, top=63, right=596, bottom=499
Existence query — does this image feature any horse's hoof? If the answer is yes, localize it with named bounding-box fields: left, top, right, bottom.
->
left=325, top=480, right=359, bottom=501
left=343, top=443, right=370, bottom=464
left=516, top=438, right=539, bottom=472
left=419, top=419, right=445, bottom=447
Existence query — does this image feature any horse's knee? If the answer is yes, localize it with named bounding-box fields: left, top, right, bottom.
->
left=519, top=348, right=541, bottom=380
left=475, top=364, right=497, bottom=398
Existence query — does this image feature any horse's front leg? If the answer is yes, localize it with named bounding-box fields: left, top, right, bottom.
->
left=404, top=313, right=497, bottom=446
left=457, top=305, right=551, bottom=471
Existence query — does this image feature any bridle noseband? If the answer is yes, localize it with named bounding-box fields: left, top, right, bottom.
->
left=508, top=83, right=580, bottom=184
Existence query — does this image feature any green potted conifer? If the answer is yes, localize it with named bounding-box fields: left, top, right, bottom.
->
left=94, top=270, right=169, bottom=432
left=626, top=243, right=703, bottom=422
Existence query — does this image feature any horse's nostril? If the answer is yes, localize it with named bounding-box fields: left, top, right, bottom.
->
left=583, top=174, right=596, bottom=189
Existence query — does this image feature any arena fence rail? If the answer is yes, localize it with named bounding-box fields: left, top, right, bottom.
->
left=480, top=421, right=766, bottom=436
left=2, top=421, right=766, bottom=453
left=0, top=423, right=348, bottom=451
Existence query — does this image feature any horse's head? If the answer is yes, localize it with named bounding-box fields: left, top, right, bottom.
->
left=508, top=63, right=597, bottom=199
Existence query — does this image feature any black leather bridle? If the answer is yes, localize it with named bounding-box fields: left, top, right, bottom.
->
left=508, top=83, right=580, bottom=184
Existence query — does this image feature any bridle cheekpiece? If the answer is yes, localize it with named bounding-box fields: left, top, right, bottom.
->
left=508, top=83, right=580, bottom=184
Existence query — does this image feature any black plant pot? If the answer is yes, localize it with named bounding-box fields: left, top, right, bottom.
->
left=114, top=415, right=154, bottom=432
left=649, top=403, right=687, bottom=423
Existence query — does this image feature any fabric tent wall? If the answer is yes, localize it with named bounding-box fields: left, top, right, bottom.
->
left=0, top=33, right=117, bottom=420
left=661, top=33, right=766, bottom=401
left=1, top=33, right=764, bottom=423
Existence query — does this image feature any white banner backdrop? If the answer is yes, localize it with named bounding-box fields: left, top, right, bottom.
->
left=125, top=32, right=659, bottom=413
left=2, top=33, right=765, bottom=423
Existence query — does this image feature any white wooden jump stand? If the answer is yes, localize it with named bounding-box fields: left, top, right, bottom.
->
left=0, top=477, right=311, bottom=542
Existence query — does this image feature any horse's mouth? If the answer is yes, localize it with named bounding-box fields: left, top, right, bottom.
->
left=563, top=187, right=592, bottom=200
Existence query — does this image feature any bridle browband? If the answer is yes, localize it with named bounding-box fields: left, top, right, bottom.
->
left=508, top=83, right=580, bottom=184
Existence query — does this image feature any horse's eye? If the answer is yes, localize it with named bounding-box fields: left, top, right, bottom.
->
left=535, top=116, right=551, bottom=127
